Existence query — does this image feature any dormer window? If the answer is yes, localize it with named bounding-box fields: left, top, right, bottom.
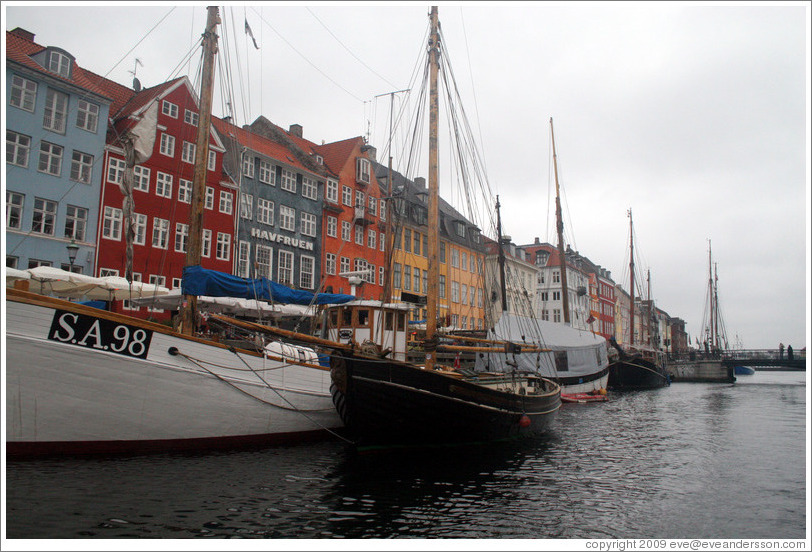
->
left=454, top=220, right=465, bottom=237
left=315, top=154, right=324, bottom=165
left=356, top=157, right=370, bottom=185
left=48, top=50, right=71, bottom=78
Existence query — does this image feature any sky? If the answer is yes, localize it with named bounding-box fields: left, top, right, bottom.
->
left=4, top=1, right=809, bottom=351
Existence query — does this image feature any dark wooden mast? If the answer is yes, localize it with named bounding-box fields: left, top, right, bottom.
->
left=495, top=196, right=508, bottom=312
left=180, top=6, right=219, bottom=335
left=628, top=208, right=635, bottom=346
left=550, top=118, right=570, bottom=325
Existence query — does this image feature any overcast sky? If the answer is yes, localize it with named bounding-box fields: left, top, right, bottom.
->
left=4, top=1, right=809, bottom=350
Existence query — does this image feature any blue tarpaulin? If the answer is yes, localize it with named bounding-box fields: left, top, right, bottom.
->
left=181, top=265, right=356, bottom=306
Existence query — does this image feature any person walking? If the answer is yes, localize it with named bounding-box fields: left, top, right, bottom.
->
left=787, top=345, right=793, bottom=361
left=779, top=342, right=785, bottom=359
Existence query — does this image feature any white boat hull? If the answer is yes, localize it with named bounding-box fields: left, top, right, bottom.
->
left=5, top=291, right=342, bottom=456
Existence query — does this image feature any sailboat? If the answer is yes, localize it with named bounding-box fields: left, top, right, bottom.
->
left=607, top=209, right=670, bottom=389
left=5, top=7, right=354, bottom=457
left=667, top=240, right=736, bottom=383
left=325, top=6, right=561, bottom=447
left=480, top=119, right=609, bottom=402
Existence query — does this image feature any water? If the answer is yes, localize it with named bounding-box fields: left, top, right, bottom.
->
left=5, top=371, right=807, bottom=540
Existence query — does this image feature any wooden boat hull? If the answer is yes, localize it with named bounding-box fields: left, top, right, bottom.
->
left=5, top=289, right=342, bottom=457
left=608, top=358, right=670, bottom=390
left=330, top=352, right=560, bottom=446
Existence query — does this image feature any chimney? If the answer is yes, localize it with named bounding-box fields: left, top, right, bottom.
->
left=361, top=145, right=377, bottom=161
left=11, top=28, right=35, bottom=42
left=414, top=176, right=426, bottom=189
left=289, top=124, right=303, bottom=138
left=534, top=237, right=540, bottom=245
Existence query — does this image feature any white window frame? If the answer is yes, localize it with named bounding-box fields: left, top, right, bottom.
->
left=202, top=229, right=212, bottom=257
left=279, top=205, right=296, bottom=232
left=184, top=109, right=199, bottom=126
left=134, top=165, right=150, bottom=192
left=43, top=89, right=68, bottom=133
left=258, top=160, right=273, bottom=184
left=102, top=206, right=122, bottom=240
left=342, top=185, right=352, bottom=206
left=38, top=141, right=63, bottom=176
left=69, top=150, right=93, bottom=184
left=162, top=100, right=179, bottom=118
left=64, top=204, right=88, bottom=241
left=356, top=157, right=370, bottom=184
left=256, top=244, right=273, bottom=279
left=216, top=232, right=231, bottom=261
left=340, top=256, right=351, bottom=275
left=341, top=221, right=351, bottom=242
left=278, top=250, right=294, bottom=285
left=326, top=216, right=337, bottom=238
left=300, top=212, right=317, bottom=237
left=325, top=253, right=336, bottom=276
left=326, top=180, right=338, bottom=203
left=302, top=177, right=317, bottom=200
left=152, top=217, right=169, bottom=249
left=10, top=75, right=37, bottom=112
left=281, top=169, right=296, bottom=193
left=257, top=197, right=274, bottom=225
left=156, top=172, right=173, bottom=198
left=368, top=228, right=376, bottom=250
left=354, top=224, right=364, bottom=245
left=133, top=213, right=147, bottom=245
left=159, top=133, right=175, bottom=157
left=240, top=193, right=253, bottom=220
left=174, top=223, right=188, bottom=253
left=219, top=191, right=233, bottom=215
left=205, top=187, right=214, bottom=210
left=299, top=255, right=315, bottom=290
left=32, top=198, right=57, bottom=235
left=182, top=141, right=196, bottom=164
left=178, top=179, right=192, bottom=203
left=6, top=191, right=24, bottom=230
left=242, top=154, right=255, bottom=178
left=208, top=150, right=216, bottom=171
left=6, top=130, right=31, bottom=167
left=76, top=100, right=99, bottom=133
left=237, top=241, right=251, bottom=278
left=107, top=157, right=126, bottom=184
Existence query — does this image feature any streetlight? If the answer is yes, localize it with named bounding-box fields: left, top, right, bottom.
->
left=66, top=239, right=79, bottom=272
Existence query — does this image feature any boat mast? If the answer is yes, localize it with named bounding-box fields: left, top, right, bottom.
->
left=707, top=239, right=714, bottom=350
left=425, top=5, right=440, bottom=370
left=550, top=118, right=570, bottom=325
left=180, top=6, right=219, bottom=336
left=628, top=208, right=635, bottom=346
left=646, top=268, right=651, bottom=346
left=495, top=196, right=508, bottom=312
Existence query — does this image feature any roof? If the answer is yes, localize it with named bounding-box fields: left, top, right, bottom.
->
left=6, top=29, right=113, bottom=102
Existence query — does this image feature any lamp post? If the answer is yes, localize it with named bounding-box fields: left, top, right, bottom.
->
left=66, top=239, right=79, bottom=272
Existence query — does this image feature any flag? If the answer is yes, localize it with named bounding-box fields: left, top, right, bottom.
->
left=245, top=19, right=259, bottom=49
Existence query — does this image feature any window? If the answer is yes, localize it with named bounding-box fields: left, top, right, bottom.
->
left=440, top=241, right=446, bottom=263
left=461, top=284, right=468, bottom=305
left=454, top=221, right=465, bottom=237
left=107, top=157, right=126, bottom=183
left=340, top=256, right=351, bottom=275
left=451, top=281, right=460, bottom=303
left=279, top=205, right=295, bottom=231
left=156, top=172, right=173, bottom=198
left=70, top=151, right=93, bottom=184
left=439, top=275, right=446, bottom=299
left=404, top=228, right=411, bottom=252
left=76, top=100, right=99, bottom=132
left=380, top=232, right=386, bottom=251
left=172, top=277, right=182, bottom=290
left=242, top=155, right=255, bottom=178
left=354, top=224, right=364, bottom=245
left=281, top=169, right=296, bottom=192
left=368, top=196, right=377, bottom=217
left=7, top=192, right=24, bottom=230
left=325, top=253, right=336, bottom=275
left=152, top=218, right=169, bottom=249
left=184, top=109, right=199, bottom=126
left=541, top=292, right=549, bottom=302
left=368, top=229, right=376, bottom=250
left=102, top=206, right=122, bottom=240
left=159, top=133, right=175, bottom=157
left=278, top=250, right=294, bottom=285
left=300, top=255, right=315, bottom=289
left=182, top=141, right=196, bottom=164
left=553, top=271, right=560, bottom=283
left=461, top=252, right=468, bottom=272
left=216, top=232, right=231, bottom=260
left=327, top=216, right=337, bottom=238
left=355, top=190, right=365, bottom=209
left=133, top=213, right=147, bottom=245
left=202, top=229, right=212, bottom=257
left=240, top=193, right=253, bottom=219
left=43, top=89, right=68, bottom=133
left=553, top=291, right=561, bottom=301
left=356, top=157, right=370, bottom=184
left=341, top=221, right=351, bottom=242
left=393, top=263, right=402, bottom=289
left=178, top=179, right=192, bottom=203
left=99, top=268, right=119, bottom=277
left=413, top=270, right=420, bottom=293
left=205, top=187, right=214, bottom=209
left=208, top=150, right=216, bottom=171
left=28, top=259, right=52, bottom=269
left=301, top=212, right=317, bottom=237
left=451, top=247, right=459, bottom=268
left=403, top=265, right=411, bottom=291
left=219, top=191, right=233, bottom=214
left=31, top=198, right=57, bottom=235
left=553, top=309, right=561, bottom=323
left=64, top=205, right=87, bottom=240
left=256, top=245, right=273, bottom=278
left=6, top=131, right=31, bottom=167
left=302, top=177, right=317, bottom=200
left=258, top=160, right=273, bottom=184
left=422, top=270, right=428, bottom=294
left=134, top=166, right=150, bottom=192
left=237, top=241, right=251, bottom=277
left=379, top=266, right=385, bottom=287
left=257, top=198, right=274, bottom=225
left=342, top=185, right=352, bottom=206
left=326, top=180, right=338, bottom=203
left=423, top=234, right=428, bottom=258
left=174, top=223, right=188, bottom=253
left=10, top=75, right=37, bottom=112
left=38, top=142, right=63, bottom=176
left=413, top=231, right=420, bottom=255
left=162, top=100, right=178, bottom=118
left=48, top=50, right=71, bottom=76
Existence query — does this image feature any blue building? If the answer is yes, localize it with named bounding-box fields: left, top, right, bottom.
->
left=6, top=28, right=112, bottom=274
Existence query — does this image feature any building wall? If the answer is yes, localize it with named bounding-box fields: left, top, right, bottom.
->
left=6, top=54, right=110, bottom=273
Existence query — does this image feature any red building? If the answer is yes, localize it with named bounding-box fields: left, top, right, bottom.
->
left=94, top=76, right=233, bottom=320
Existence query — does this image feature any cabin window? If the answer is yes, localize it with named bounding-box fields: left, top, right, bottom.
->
left=385, top=311, right=394, bottom=331
left=342, top=308, right=353, bottom=328
left=554, top=351, right=569, bottom=372
left=358, top=309, right=370, bottom=327
left=397, top=313, right=406, bottom=331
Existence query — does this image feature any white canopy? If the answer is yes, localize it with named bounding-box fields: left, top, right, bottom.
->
left=8, top=266, right=170, bottom=301
left=129, top=289, right=314, bottom=317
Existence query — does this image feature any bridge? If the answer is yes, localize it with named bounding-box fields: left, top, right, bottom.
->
left=721, top=349, right=806, bottom=370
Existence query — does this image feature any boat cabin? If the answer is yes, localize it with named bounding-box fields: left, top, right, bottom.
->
left=323, top=300, right=411, bottom=361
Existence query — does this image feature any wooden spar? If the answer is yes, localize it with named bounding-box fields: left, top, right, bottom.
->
left=180, top=6, right=219, bottom=336
left=628, top=208, right=635, bottom=346
left=550, top=118, right=570, bottom=325
left=209, top=314, right=353, bottom=351
left=437, top=344, right=550, bottom=354
left=495, top=196, right=508, bottom=312
left=443, top=333, right=536, bottom=346
left=425, top=6, right=440, bottom=371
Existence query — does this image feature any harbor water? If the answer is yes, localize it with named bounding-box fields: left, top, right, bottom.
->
left=4, top=370, right=807, bottom=540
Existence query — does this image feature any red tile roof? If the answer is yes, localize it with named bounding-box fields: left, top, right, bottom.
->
left=212, top=117, right=318, bottom=174
left=315, top=136, right=363, bottom=176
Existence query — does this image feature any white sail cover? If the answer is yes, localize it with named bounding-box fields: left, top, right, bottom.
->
left=474, top=312, right=609, bottom=378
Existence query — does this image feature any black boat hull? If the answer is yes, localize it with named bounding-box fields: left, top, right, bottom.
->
left=608, top=358, right=670, bottom=390
left=330, top=352, right=561, bottom=446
